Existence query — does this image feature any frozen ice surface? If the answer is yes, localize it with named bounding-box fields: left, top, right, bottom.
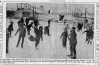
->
left=6, top=19, right=94, bottom=59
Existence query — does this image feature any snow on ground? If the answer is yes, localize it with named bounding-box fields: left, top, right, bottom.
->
left=6, top=19, right=94, bottom=59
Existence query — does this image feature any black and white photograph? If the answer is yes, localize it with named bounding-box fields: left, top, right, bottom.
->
left=6, top=3, right=94, bottom=59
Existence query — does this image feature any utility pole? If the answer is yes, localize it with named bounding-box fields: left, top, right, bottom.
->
left=33, top=6, right=34, bottom=19
left=20, top=3, right=22, bottom=16
left=34, top=6, right=36, bottom=19
left=17, top=3, right=18, bottom=10
left=21, top=3, right=22, bottom=9
left=84, top=8, right=87, bottom=28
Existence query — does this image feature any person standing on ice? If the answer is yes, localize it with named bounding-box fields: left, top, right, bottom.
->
left=44, top=26, right=50, bottom=36
left=68, top=27, right=77, bottom=59
left=77, top=23, right=83, bottom=31
left=15, top=22, right=26, bottom=48
left=25, top=17, right=29, bottom=27
left=60, top=28, right=68, bottom=48
left=33, top=19, right=39, bottom=28
left=17, top=17, right=24, bottom=27
left=48, top=19, right=51, bottom=27
left=8, top=21, right=14, bottom=37
left=27, top=22, right=34, bottom=35
left=6, top=28, right=10, bottom=54
left=34, top=26, right=43, bottom=51
left=39, top=26, right=43, bottom=41
left=28, top=26, right=43, bottom=50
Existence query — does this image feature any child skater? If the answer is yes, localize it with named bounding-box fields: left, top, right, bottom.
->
left=39, top=26, right=43, bottom=41
left=82, top=28, right=94, bottom=44
left=60, top=28, right=68, bottom=48
left=44, top=26, right=50, bottom=36
left=17, top=17, right=24, bottom=27
left=15, top=23, right=26, bottom=48
left=34, top=26, right=43, bottom=51
left=68, top=27, right=77, bottom=59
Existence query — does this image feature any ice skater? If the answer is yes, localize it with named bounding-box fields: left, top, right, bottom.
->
left=28, top=26, right=43, bottom=50
left=68, top=27, right=77, bottom=59
left=60, top=28, right=68, bottom=48
left=8, top=21, right=14, bottom=37
left=48, top=19, right=51, bottom=27
left=25, top=17, right=29, bottom=27
left=17, top=17, right=24, bottom=27
left=6, top=28, right=10, bottom=54
left=27, top=22, right=34, bottom=35
left=33, top=19, right=39, bottom=28
left=15, top=23, right=26, bottom=48
left=34, top=26, right=43, bottom=51
left=44, top=26, right=50, bottom=36
left=82, top=28, right=94, bottom=44
left=39, top=26, right=43, bottom=41
left=77, top=23, right=83, bottom=31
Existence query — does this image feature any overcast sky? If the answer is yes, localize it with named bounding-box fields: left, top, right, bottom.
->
left=6, top=3, right=94, bottom=14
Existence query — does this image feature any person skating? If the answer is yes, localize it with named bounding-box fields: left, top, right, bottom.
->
left=82, top=28, right=94, bottom=44
left=8, top=21, right=14, bottom=37
left=44, top=26, right=50, bottom=36
left=25, top=17, right=29, bottom=27
left=39, top=26, right=43, bottom=41
left=33, top=19, right=39, bottom=28
left=77, top=23, right=83, bottom=31
left=34, top=27, right=39, bottom=50
left=27, top=22, right=34, bottom=35
left=68, top=27, right=77, bottom=59
left=6, top=28, right=10, bottom=54
left=15, top=23, right=26, bottom=48
left=17, top=17, right=24, bottom=27
left=28, top=26, right=43, bottom=50
left=34, top=26, right=43, bottom=51
left=48, top=19, right=51, bottom=27
left=60, top=28, right=68, bottom=48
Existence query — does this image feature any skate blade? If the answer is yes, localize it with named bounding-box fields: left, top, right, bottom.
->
left=71, top=56, right=77, bottom=59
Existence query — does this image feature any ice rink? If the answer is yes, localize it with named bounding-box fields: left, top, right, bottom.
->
left=6, top=19, right=94, bottom=59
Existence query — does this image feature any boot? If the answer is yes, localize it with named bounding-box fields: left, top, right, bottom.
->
left=71, top=54, right=76, bottom=59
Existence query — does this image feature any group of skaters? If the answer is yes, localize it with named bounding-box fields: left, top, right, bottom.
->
left=6, top=16, right=94, bottom=59
left=60, top=19, right=94, bottom=59
left=6, top=17, right=51, bottom=54
left=60, top=24, right=77, bottom=59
